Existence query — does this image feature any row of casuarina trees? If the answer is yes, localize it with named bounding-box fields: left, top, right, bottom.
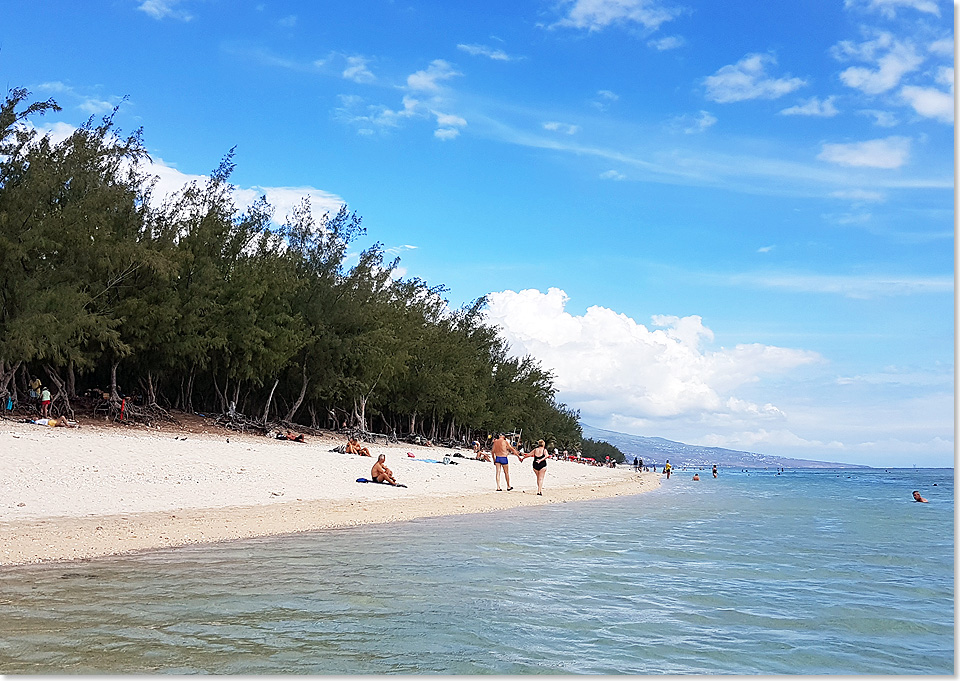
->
left=0, top=88, right=583, bottom=449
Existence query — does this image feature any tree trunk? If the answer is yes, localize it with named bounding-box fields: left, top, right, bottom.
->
left=185, top=366, right=196, bottom=413
left=43, top=364, right=74, bottom=418
left=66, top=359, right=76, bottom=398
left=261, top=377, right=279, bottom=424
left=0, top=360, right=21, bottom=407
left=146, top=371, right=157, bottom=407
left=109, top=360, right=121, bottom=403
left=308, top=404, right=318, bottom=429
left=284, top=364, right=309, bottom=422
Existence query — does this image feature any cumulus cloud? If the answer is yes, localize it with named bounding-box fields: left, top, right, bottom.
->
left=648, top=35, right=684, bottom=50
left=900, top=74, right=954, bottom=123
left=457, top=43, right=515, bottom=61
left=780, top=96, right=839, bottom=117
left=600, top=169, right=625, bottom=180
left=484, top=288, right=819, bottom=425
left=858, top=109, right=899, bottom=127
left=342, top=56, right=375, bottom=84
left=817, top=136, right=910, bottom=168
left=543, top=121, right=581, bottom=135
left=433, top=112, right=467, bottom=140
left=671, top=110, right=717, bottom=133
left=704, top=53, right=806, bottom=103
left=406, top=59, right=462, bottom=92
left=843, top=0, right=941, bottom=18
left=137, top=0, right=192, bottom=21
left=832, top=32, right=923, bottom=95
left=552, top=0, right=681, bottom=32
left=36, top=81, right=124, bottom=116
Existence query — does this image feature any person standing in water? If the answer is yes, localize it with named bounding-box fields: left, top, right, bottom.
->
left=664, top=460, right=672, bottom=479
left=520, top=439, right=550, bottom=495
left=712, top=464, right=718, bottom=478
left=491, top=433, right=521, bottom=491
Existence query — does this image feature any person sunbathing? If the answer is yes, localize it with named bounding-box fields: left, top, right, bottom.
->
left=346, top=437, right=371, bottom=456
left=371, top=454, right=398, bottom=485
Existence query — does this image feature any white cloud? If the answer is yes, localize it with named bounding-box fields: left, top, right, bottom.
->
left=406, top=59, right=462, bottom=92
left=757, top=245, right=775, bottom=253
left=457, top=43, right=515, bottom=61
left=342, top=56, right=375, bottom=84
left=552, top=0, right=681, bottom=32
left=673, top=110, right=717, bottom=133
left=899, top=83, right=954, bottom=123
left=648, top=35, right=684, bottom=50
left=843, top=0, right=941, bottom=18
left=137, top=0, right=192, bottom=21
left=600, top=169, right=625, bottom=180
left=485, top=288, right=819, bottom=424
left=829, top=188, right=886, bottom=202
left=35, top=81, right=123, bottom=115
left=726, top=270, right=953, bottom=298
left=704, top=53, right=806, bottom=103
left=433, top=111, right=467, bottom=140
left=543, top=121, right=581, bottom=135
left=817, top=136, right=911, bottom=168
left=857, top=109, right=900, bottom=127
left=780, top=96, right=840, bottom=117
left=832, top=33, right=923, bottom=95
left=276, top=14, right=297, bottom=27
left=928, top=37, right=954, bottom=56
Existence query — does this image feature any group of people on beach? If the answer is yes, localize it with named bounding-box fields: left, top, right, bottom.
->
left=489, top=433, right=549, bottom=495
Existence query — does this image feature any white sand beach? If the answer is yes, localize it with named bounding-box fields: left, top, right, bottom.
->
left=0, top=419, right=659, bottom=565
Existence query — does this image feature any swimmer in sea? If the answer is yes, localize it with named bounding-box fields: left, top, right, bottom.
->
left=519, top=439, right=549, bottom=495
left=491, top=433, right=521, bottom=491
left=692, top=473, right=700, bottom=480
left=912, top=490, right=928, bottom=503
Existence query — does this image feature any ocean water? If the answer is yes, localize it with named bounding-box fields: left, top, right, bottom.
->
left=0, top=467, right=953, bottom=675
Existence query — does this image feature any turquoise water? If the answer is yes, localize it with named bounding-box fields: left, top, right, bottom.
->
left=0, top=468, right=953, bottom=674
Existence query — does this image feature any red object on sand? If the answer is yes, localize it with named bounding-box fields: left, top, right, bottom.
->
left=407, top=452, right=415, bottom=457
left=119, top=398, right=126, bottom=421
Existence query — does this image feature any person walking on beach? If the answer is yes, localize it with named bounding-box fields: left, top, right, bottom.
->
left=519, top=439, right=550, bottom=495
left=40, top=386, right=51, bottom=417
left=492, top=433, right=521, bottom=491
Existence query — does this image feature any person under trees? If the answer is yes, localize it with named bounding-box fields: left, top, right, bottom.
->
left=0, top=87, right=584, bottom=448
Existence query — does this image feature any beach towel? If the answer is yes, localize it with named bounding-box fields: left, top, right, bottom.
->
left=356, top=477, right=408, bottom=488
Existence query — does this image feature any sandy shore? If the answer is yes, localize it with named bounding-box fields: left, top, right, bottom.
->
left=0, top=419, right=659, bottom=566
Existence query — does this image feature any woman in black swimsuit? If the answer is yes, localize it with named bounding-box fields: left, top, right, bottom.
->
left=519, top=439, right=550, bottom=495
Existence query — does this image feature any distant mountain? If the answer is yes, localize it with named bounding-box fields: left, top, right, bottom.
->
left=580, top=424, right=868, bottom=469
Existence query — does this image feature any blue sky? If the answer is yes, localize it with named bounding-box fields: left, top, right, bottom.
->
left=1, top=0, right=953, bottom=466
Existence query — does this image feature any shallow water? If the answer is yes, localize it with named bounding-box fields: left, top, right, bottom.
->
left=0, top=467, right=953, bottom=674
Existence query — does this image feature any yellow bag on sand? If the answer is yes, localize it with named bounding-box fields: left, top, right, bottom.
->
left=48, top=419, right=56, bottom=427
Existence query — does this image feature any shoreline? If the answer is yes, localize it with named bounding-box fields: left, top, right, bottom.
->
left=0, top=419, right=659, bottom=566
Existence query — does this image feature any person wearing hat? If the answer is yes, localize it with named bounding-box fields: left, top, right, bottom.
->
left=40, top=386, right=52, bottom=417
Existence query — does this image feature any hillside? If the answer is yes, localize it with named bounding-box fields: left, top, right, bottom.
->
left=581, top=424, right=868, bottom=469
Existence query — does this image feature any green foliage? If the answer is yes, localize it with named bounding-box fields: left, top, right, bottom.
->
left=0, top=87, right=582, bottom=441
left=580, top=438, right=626, bottom=464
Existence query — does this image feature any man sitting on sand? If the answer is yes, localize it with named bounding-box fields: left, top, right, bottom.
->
left=372, top=454, right=398, bottom=485
left=346, top=437, right=371, bottom=456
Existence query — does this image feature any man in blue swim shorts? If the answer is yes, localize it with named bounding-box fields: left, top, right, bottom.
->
left=491, top=433, right=521, bottom=491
